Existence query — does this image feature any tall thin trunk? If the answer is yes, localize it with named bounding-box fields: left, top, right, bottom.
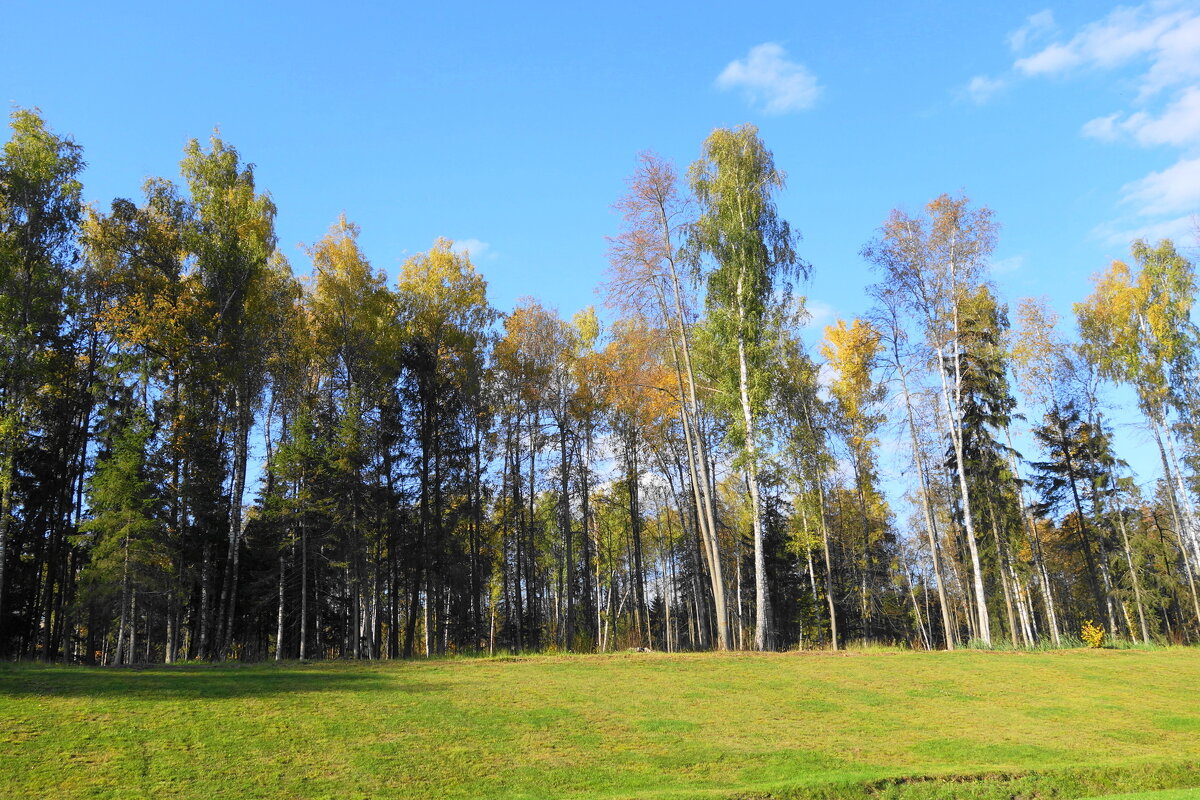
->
left=128, top=589, right=137, bottom=665
left=1004, top=427, right=1061, bottom=646
left=217, top=400, right=250, bottom=658
left=276, top=554, right=285, bottom=661
left=1149, top=419, right=1200, bottom=624
left=199, top=540, right=211, bottom=659
left=489, top=594, right=496, bottom=656
left=579, top=428, right=596, bottom=647
left=1110, top=474, right=1150, bottom=643
left=816, top=480, right=838, bottom=650
left=905, top=565, right=930, bottom=650
left=936, top=343, right=991, bottom=645
left=627, top=438, right=648, bottom=647
left=1054, top=413, right=1111, bottom=631
left=1080, top=458, right=1126, bottom=638
left=988, top=506, right=1019, bottom=645
left=351, top=501, right=361, bottom=660
left=471, top=418, right=483, bottom=650
left=734, top=534, right=744, bottom=650
left=510, top=424, right=524, bottom=651
left=656, top=196, right=729, bottom=651
left=526, top=416, right=538, bottom=649
left=850, top=455, right=874, bottom=643
left=0, top=447, right=15, bottom=640
left=297, top=535, right=307, bottom=662
left=1011, top=565, right=1034, bottom=646
left=797, top=400, right=838, bottom=649
left=895, top=351, right=955, bottom=649
left=114, top=530, right=131, bottom=666
left=1160, top=414, right=1200, bottom=568
left=737, top=337, right=771, bottom=651
left=799, top=504, right=819, bottom=604
left=559, top=413, right=573, bottom=650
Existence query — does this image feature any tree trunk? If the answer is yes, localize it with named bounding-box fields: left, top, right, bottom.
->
left=0, top=446, right=15, bottom=643
left=579, top=428, right=596, bottom=648
left=895, top=357, right=955, bottom=649
left=217, top=399, right=250, bottom=658
left=300, top=511, right=308, bottom=661
left=1004, top=428, right=1061, bottom=646
left=1161, top=417, right=1200, bottom=568
left=905, top=565, right=930, bottom=650
left=737, top=335, right=771, bottom=651
left=627, top=438, right=648, bottom=647
left=114, top=530, right=131, bottom=666
left=1110, top=474, right=1150, bottom=643
left=816, top=480, right=838, bottom=650
left=937, top=349, right=991, bottom=645
left=1149, top=419, right=1200, bottom=624
left=276, top=554, right=285, bottom=661
left=560, top=415, right=573, bottom=651
left=658, top=204, right=729, bottom=651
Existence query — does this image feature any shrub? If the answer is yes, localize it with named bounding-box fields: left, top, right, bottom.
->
left=1081, top=619, right=1105, bottom=648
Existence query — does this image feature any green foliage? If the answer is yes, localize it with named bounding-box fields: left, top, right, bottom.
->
left=0, top=106, right=86, bottom=453
left=962, top=635, right=1084, bottom=651
left=1076, top=239, right=1199, bottom=421
left=10, top=107, right=1200, bottom=675
left=688, top=124, right=802, bottom=461
left=76, top=409, right=169, bottom=600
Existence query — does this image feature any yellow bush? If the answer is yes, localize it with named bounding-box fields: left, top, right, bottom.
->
left=1081, top=619, right=1105, bottom=648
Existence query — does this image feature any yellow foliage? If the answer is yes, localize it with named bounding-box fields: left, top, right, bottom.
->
left=820, top=317, right=883, bottom=453
left=1081, top=619, right=1105, bottom=648
left=1011, top=296, right=1069, bottom=407
left=598, top=317, right=675, bottom=440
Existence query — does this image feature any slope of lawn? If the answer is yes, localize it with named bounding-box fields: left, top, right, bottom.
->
left=1091, top=791, right=1200, bottom=799
left=2, top=648, right=1199, bottom=799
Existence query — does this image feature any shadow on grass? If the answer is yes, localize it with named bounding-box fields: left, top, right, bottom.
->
left=0, top=662, right=445, bottom=700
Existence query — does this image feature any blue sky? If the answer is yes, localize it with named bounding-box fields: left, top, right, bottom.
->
left=6, top=0, right=1200, bottom=492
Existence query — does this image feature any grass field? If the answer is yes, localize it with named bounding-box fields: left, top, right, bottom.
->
left=2, top=648, right=1200, bottom=799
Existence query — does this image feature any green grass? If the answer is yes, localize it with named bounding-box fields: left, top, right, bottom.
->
left=2, top=649, right=1200, bottom=799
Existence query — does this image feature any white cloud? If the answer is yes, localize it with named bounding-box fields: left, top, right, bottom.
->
left=816, top=361, right=836, bottom=401
left=1015, top=42, right=1082, bottom=76
left=716, top=43, right=821, bottom=114
left=991, top=255, right=1025, bottom=275
left=801, top=298, right=837, bottom=330
left=1122, top=155, right=1200, bottom=215
left=1093, top=213, right=1196, bottom=245
left=966, top=74, right=1008, bottom=104
left=1083, top=85, right=1200, bottom=145
left=1012, top=3, right=1195, bottom=93
left=1139, top=12, right=1200, bottom=96
left=1002, top=4, right=1200, bottom=236
left=1008, top=10, right=1056, bottom=53
left=1081, top=112, right=1123, bottom=141
left=450, top=238, right=493, bottom=260
left=967, top=11, right=1056, bottom=104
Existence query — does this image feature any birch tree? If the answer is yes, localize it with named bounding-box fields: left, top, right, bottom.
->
left=0, top=110, right=85, bottom=648
left=607, top=152, right=731, bottom=649
left=688, top=125, right=802, bottom=650
left=863, top=195, right=997, bottom=644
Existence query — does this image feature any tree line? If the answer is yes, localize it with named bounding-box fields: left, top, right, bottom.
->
left=3, top=109, right=1200, bottom=664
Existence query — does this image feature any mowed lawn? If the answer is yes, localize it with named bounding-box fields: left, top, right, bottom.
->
left=2, top=649, right=1200, bottom=800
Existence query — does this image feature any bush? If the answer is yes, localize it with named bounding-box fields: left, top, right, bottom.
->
left=1081, top=620, right=1105, bottom=648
